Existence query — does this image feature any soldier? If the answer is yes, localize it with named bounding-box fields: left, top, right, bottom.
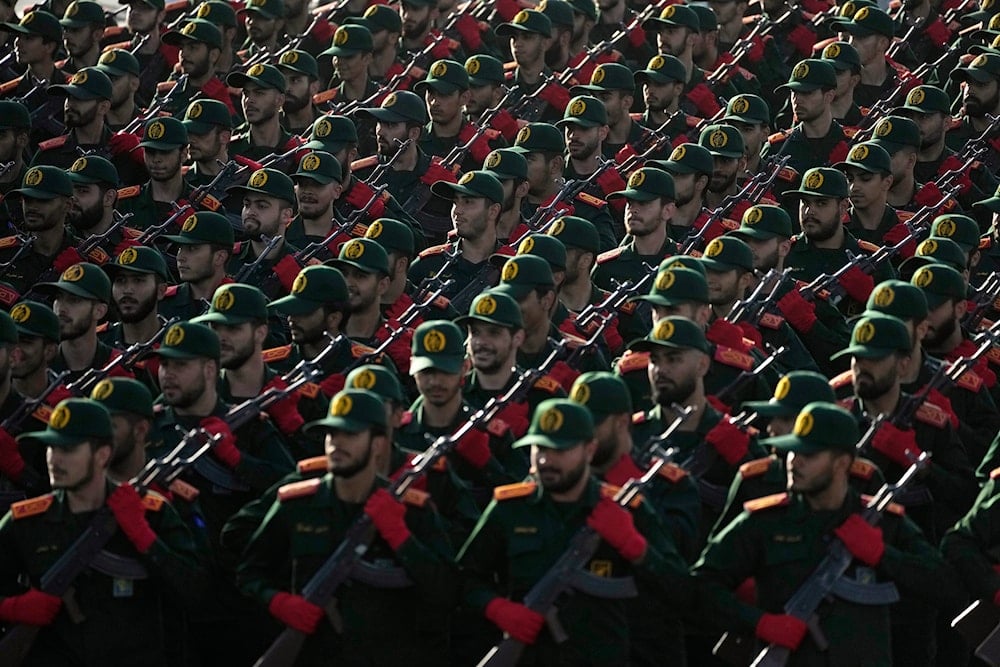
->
left=819, top=41, right=864, bottom=128
left=656, top=142, right=719, bottom=242
left=320, top=25, right=379, bottom=104
left=946, top=53, right=1000, bottom=169
left=9, top=300, right=59, bottom=401
left=0, top=11, right=68, bottom=143
left=95, top=48, right=141, bottom=131
left=698, top=123, right=749, bottom=214
left=160, top=19, right=236, bottom=115
left=64, top=155, right=131, bottom=253
left=496, top=10, right=569, bottom=123
left=481, top=148, right=530, bottom=245
left=364, top=218, right=423, bottom=321
left=867, top=114, right=949, bottom=216
left=835, top=141, right=901, bottom=245
left=286, top=150, right=344, bottom=249
left=279, top=0, right=333, bottom=63
left=58, top=0, right=104, bottom=73
left=837, top=7, right=917, bottom=109
left=89, top=377, right=155, bottom=481
left=119, top=0, right=178, bottom=106
left=634, top=54, right=695, bottom=142
left=723, top=94, right=771, bottom=178
left=0, top=101, right=30, bottom=205
left=348, top=4, right=403, bottom=81
left=191, top=1, right=239, bottom=76
left=464, top=54, right=510, bottom=122
left=101, top=246, right=169, bottom=349
left=158, top=211, right=234, bottom=322
left=691, top=4, right=762, bottom=99
left=571, top=63, right=646, bottom=161
left=181, top=99, right=234, bottom=190
left=240, top=0, right=285, bottom=59
left=591, top=0, right=653, bottom=68
left=539, top=0, right=576, bottom=72
left=277, top=50, right=321, bottom=136
left=546, top=215, right=603, bottom=313
left=227, top=63, right=298, bottom=164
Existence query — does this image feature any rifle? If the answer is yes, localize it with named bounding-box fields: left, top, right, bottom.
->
left=0, top=235, right=35, bottom=281
left=476, top=407, right=695, bottom=667
left=963, top=272, right=1000, bottom=330
left=710, top=345, right=788, bottom=414
left=65, top=318, right=179, bottom=397
left=122, top=74, right=189, bottom=135
left=0, top=160, right=14, bottom=180
left=574, top=261, right=659, bottom=332
left=233, top=235, right=284, bottom=284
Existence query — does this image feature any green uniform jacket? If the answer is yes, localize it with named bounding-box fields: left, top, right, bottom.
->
left=942, top=471, right=1000, bottom=602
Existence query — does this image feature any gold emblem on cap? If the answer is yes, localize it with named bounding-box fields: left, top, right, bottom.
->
left=292, top=273, right=307, bottom=294
left=513, top=9, right=530, bottom=23
left=991, top=14, right=1000, bottom=31
left=854, top=6, right=870, bottom=20
left=774, top=376, right=791, bottom=400
left=669, top=145, right=686, bottom=162
left=250, top=0, right=265, bottom=6
left=850, top=145, right=869, bottom=161
left=516, top=126, right=531, bottom=145
left=197, top=3, right=210, bottom=17
left=70, top=157, right=87, bottom=172
left=705, top=238, right=724, bottom=258
left=875, top=119, right=892, bottom=137
left=501, top=260, right=519, bottom=282
left=430, top=61, right=447, bottom=77
left=24, top=168, right=43, bottom=187
left=92, top=379, right=114, bottom=401
left=182, top=22, right=197, bottom=35
left=486, top=151, right=502, bottom=169
left=649, top=55, right=665, bottom=70
left=148, top=121, right=166, bottom=140
left=422, top=329, right=447, bottom=353
left=352, top=369, right=377, bottom=389
left=364, top=4, right=378, bottom=16
left=67, top=2, right=79, bottom=16
left=330, top=393, right=353, bottom=416
left=744, top=206, right=763, bottom=225
left=654, top=270, right=675, bottom=291
left=824, top=43, right=841, bottom=58
left=182, top=215, right=198, bottom=232
left=187, top=102, right=203, bottom=119
left=247, top=63, right=266, bottom=76
left=974, top=54, right=989, bottom=68
left=467, top=58, right=481, bottom=75
left=333, top=26, right=349, bottom=45
left=661, top=5, right=676, bottom=17
left=100, top=50, right=117, bottom=64
left=249, top=170, right=268, bottom=188
left=366, top=220, right=383, bottom=238
left=10, top=304, right=30, bottom=323
left=569, top=99, right=587, bottom=116
left=653, top=319, right=675, bottom=340
left=855, top=321, right=876, bottom=344
left=214, top=289, right=235, bottom=311
left=459, top=172, right=475, bottom=185
left=301, top=154, right=321, bottom=171
left=518, top=237, right=535, bottom=254
left=118, top=247, right=138, bottom=265
left=49, top=405, right=71, bottom=430
left=164, top=324, right=185, bottom=347
left=344, top=240, right=365, bottom=260
left=918, top=239, right=939, bottom=256
left=708, top=129, right=728, bottom=148
left=383, top=93, right=397, bottom=107
left=569, top=382, right=590, bottom=404
left=804, top=170, right=825, bottom=190
left=539, top=407, right=564, bottom=432
left=873, top=286, right=895, bottom=307
left=280, top=51, right=299, bottom=65
left=591, top=66, right=606, bottom=84
left=907, top=88, right=925, bottom=106
left=914, top=266, right=934, bottom=288
left=731, top=96, right=750, bottom=114
left=475, top=295, right=498, bottom=316
left=548, top=218, right=565, bottom=236
left=62, top=264, right=84, bottom=282
left=315, top=118, right=332, bottom=137
left=793, top=410, right=814, bottom=436
left=71, top=71, right=88, bottom=85
left=792, top=62, right=810, bottom=79
left=628, top=170, right=646, bottom=188
left=22, top=13, right=34, bottom=25
left=936, top=219, right=956, bottom=237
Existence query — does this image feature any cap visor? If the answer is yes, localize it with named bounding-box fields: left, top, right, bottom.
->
left=555, top=118, right=602, bottom=128
left=608, top=189, right=658, bottom=201
left=742, top=400, right=797, bottom=418
left=414, top=80, right=460, bottom=95
left=511, top=434, right=574, bottom=449
left=759, top=433, right=826, bottom=453
left=303, top=139, right=349, bottom=151
left=628, top=337, right=686, bottom=352
left=183, top=120, right=218, bottom=135
left=17, top=430, right=86, bottom=448
left=974, top=196, right=1000, bottom=212
left=137, top=140, right=180, bottom=150
left=491, top=283, right=533, bottom=301
left=777, top=82, right=821, bottom=92
left=148, top=347, right=205, bottom=360
left=409, top=355, right=464, bottom=375
left=292, top=172, right=338, bottom=185
left=868, top=138, right=905, bottom=154
left=66, top=171, right=102, bottom=184
left=700, top=257, right=742, bottom=272
left=454, top=313, right=518, bottom=329
left=9, top=187, right=61, bottom=200
left=357, top=107, right=408, bottom=122
left=829, top=345, right=898, bottom=361
left=96, top=64, right=131, bottom=77
left=732, top=226, right=778, bottom=240
left=628, top=294, right=684, bottom=307
left=0, top=23, right=35, bottom=34
left=191, top=311, right=254, bottom=325
left=328, top=257, right=379, bottom=274
left=320, top=45, right=365, bottom=57
left=951, top=68, right=995, bottom=83
left=495, top=23, right=541, bottom=36
left=47, top=85, right=102, bottom=100
left=36, top=282, right=100, bottom=300
left=268, top=294, right=323, bottom=315
left=303, top=416, right=368, bottom=434
left=160, top=233, right=204, bottom=245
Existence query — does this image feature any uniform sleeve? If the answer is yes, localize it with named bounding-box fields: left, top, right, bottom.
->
left=236, top=497, right=293, bottom=607
left=924, top=426, right=979, bottom=520
left=878, top=512, right=968, bottom=612
left=144, top=500, right=211, bottom=610
left=457, top=500, right=509, bottom=613
left=631, top=497, right=698, bottom=607
left=234, top=421, right=296, bottom=492
left=942, top=483, right=1000, bottom=601
left=391, top=503, right=459, bottom=609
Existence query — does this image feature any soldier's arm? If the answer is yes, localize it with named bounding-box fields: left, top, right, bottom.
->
left=392, top=498, right=460, bottom=609
left=923, top=427, right=979, bottom=518
left=630, top=497, right=699, bottom=606
left=646, top=472, right=702, bottom=563
left=143, top=497, right=212, bottom=610
left=219, top=475, right=287, bottom=559
left=878, top=511, right=967, bottom=612
left=456, top=500, right=510, bottom=613
left=235, top=498, right=294, bottom=607
left=942, top=481, right=1000, bottom=601
left=233, top=421, right=296, bottom=491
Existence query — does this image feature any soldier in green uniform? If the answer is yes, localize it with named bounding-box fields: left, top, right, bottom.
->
left=158, top=211, right=234, bottom=322
left=65, top=156, right=145, bottom=262
left=0, top=101, right=30, bottom=225
left=835, top=141, right=904, bottom=246
left=225, top=63, right=298, bottom=167
left=277, top=50, right=321, bottom=137
left=653, top=142, right=714, bottom=244
left=285, top=149, right=347, bottom=251
left=634, top=54, right=701, bottom=146
left=0, top=11, right=68, bottom=144
left=946, top=53, right=1000, bottom=170
left=495, top=10, right=568, bottom=124
left=9, top=300, right=60, bottom=404
left=159, top=19, right=236, bottom=117
left=319, top=24, right=380, bottom=111
left=723, top=94, right=772, bottom=179
left=182, top=99, right=235, bottom=193
left=571, top=63, right=650, bottom=162
left=942, top=467, right=1000, bottom=625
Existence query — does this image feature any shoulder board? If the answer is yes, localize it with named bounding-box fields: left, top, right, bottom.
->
left=630, top=112, right=643, bottom=121
left=350, top=342, right=375, bottom=358
left=86, top=247, right=109, bottom=265
left=0, top=76, right=24, bottom=95
left=981, top=237, right=992, bottom=250
left=957, top=369, right=983, bottom=392
left=657, top=462, right=688, bottom=482
left=599, top=482, right=642, bottom=509
left=990, top=465, right=1000, bottom=480
left=830, top=369, right=853, bottom=389
left=168, top=478, right=199, bottom=502
left=398, top=410, right=413, bottom=427
left=37, top=135, right=69, bottom=151
left=837, top=397, right=854, bottom=409
left=619, top=301, right=636, bottom=315
left=418, top=242, right=452, bottom=258
left=297, top=381, right=320, bottom=399
left=631, top=410, right=648, bottom=424
left=296, top=456, right=328, bottom=474
left=123, top=227, right=142, bottom=239
left=11, top=494, right=54, bottom=520
left=575, top=191, right=606, bottom=208
left=739, top=457, right=774, bottom=479
left=861, top=493, right=905, bottom=515
left=96, top=322, right=109, bottom=334
left=842, top=125, right=861, bottom=138
left=988, top=346, right=1000, bottom=366
left=401, top=487, right=430, bottom=508
left=596, top=246, right=626, bottom=264
left=32, top=404, right=52, bottom=424
left=915, top=401, right=949, bottom=428
left=857, top=240, right=881, bottom=254
left=743, top=492, right=790, bottom=513
left=0, top=236, right=20, bottom=249
left=850, top=458, right=877, bottom=481
left=262, top=345, right=292, bottom=363
left=533, top=376, right=561, bottom=393
left=759, top=312, right=785, bottom=330
left=278, top=478, right=322, bottom=502
left=713, top=345, right=755, bottom=371
left=768, top=130, right=791, bottom=144
left=493, top=481, right=537, bottom=501
left=350, top=155, right=379, bottom=172
left=141, top=491, right=165, bottom=512
left=487, top=417, right=508, bottom=437
left=117, top=185, right=141, bottom=199
left=163, top=285, right=179, bottom=298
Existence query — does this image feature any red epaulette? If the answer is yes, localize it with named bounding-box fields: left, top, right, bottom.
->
left=296, top=456, right=328, bottom=475
left=168, top=478, right=199, bottom=501
left=600, top=482, right=642, bottom=508
left=0, top=76, right=24, bottom=95
left=141, top=491, right=166, bottom=512
left=616, top=350, right=649, bottom=375
left=988, top=346, right=1000, bottom=367
left=350, top=342, right=375, bottom=358
left=657, top=462, right=688, bottom=482
left=37, top=135, right=69, bottom=151
left=117, top=185, right=141, bottom=199
left=713, top=345, right=754, bottom=371
left=163, top=285, right=179, bottom=298
left=739, top=456, right=773, bottom=479
left=957, top=369, right=983, bottom=393
left=0, top=236, right=18, bottom=250
left=850, top=458, right=877, bottom=481
left=278, top=478, right=322, bottom=502
left=576, top=191, right=606, bottom=208
left=759, top=313, right=785, bottom=330
left=493, top=481, right=536, bottom=501
left=312, top=88, right=339, bottom=105
left=982, top=237, right=993, bottom=250
left=399, top=410, right=414, bottom=426
left=915, top=401, right=949, bottom=428
left=418, top=242, right=452, bottom=258
left=631, top=410, right=648, bottom=425
left=857, top=240, right=881, bottom=254
left=533, top=376, right=562, bottom=393
left=768, top=129, right=791, bottom=145
left=86, top=247, right=110, bottom=265
left=401, top=487, right=430, bottom=507
left=744, top=492, right=789, bottom=513
left=96, top=322, right=109, bottom=334
left=630, top=112, right=644, bottom=121
left=862, top=493, right=905, bottom=515
left=11, top=494, right=54, bottom=520
left=830, top=369, right=853, bottom=389
left=596, top=246, right=626, bottom=264
left=350, top=155, right=379, bottom=172
left=123, top=227, right=143, bottom=239
left=262, top=345, right=292, bottom=363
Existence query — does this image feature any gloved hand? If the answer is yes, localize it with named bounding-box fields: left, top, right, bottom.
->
left=490, top=108, right=520, bottom=141
left=776, top=289, right=817, bottom=333
left=548, top=360, right=580, bottom=392
left=627, top=24, right=646, bottom=48
left=705, top=418, right=751, bottom=465
left=746, top=35, right=765, bottom=62
left=496, top=401, right=530, bottom=438
left=755, top=613, right=808, bottom=650
left=201, top=416, right=241, bottom=468
left=263, top=377, right=305, bottom=435
left=833, top=513, right=885, bottom=567
left=787, top=24, right=815, bottom=57
left=924, top=387, right=959, bottom=429
left=538, top=82, right=570, bottom=111
left=454, top=13, right=482, bottom=51
left=925, top=18, right=951, bottom=46
left=53, top=247, right=85, bottom=274
left=706, top=318, right=749, bottom=352
left=881, top=223, right=918, bottom=259
left=615, top=143, right=639, bottom=164
left=706, top=394, right=730, bottom=414
left=454, top=428, right=492, bottom=469
left=837, top=265, right=874, bottom=303
left=107, top=484, right=156, bottom=553
left=420, top=160, right=457, bottom=186
left=364, top=487, right=411, bottom=550
left=344, top=183, right=385, bottom=219
left=484, top=597, right=545, bottom=644
left=687, top=83, right=721, bottom=116
left=495, top=0, right=522, bottom=20
left=108, top=131, right=141, bottom=156
left=112, top=238, right=141, bottom=259
left=0, top=427, right=25, bottom=482
left=0, top=589, right=62, bottom=626
left=273, top=254, right=302, bottom=293
left=320, top=373, right=346, bottom=398
left=736, top=322, right=763, bottom=350
left=871, top=421, right=922, bottom=468
left=914, top=181, right=945, bottom=208
left=45, top=385, right=74, bottom=407
left=586, top=496, right=648, bottom=562
left=268, top=592, right=323, bottom=634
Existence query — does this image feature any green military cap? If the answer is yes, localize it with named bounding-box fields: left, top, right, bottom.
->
left=269, top=265, right=349, bottom=314
left=49, top=67, right=112, bottom=101
left=635, top=53, right=687, bottom=85
left=138, top=117, right=188, bottom=150
left=18, top=398, right=112, bottom=449
left=965, top=0, right=1000, bottom=25
left=567, top=0, right=597, bottom=21
left=11, top=166, right=73, bottom=199
left=228, top=168, right=296, bottom=205
left=760, top=401, right=859, bottom=455
left=67, top=155, right=119, bottom=187
left=894, top=85, right=951, bottom=115
left=911, top=263, right=968, bottom=308
left=630, top=266, right=709, bottom=307
left=415, top=59, right=469, bottom=95
left=608, top=167, right=675, bottom=202
left=515, top=233, right=567, bottom=271
left=483, top=148, right=527, bottom=181
left=556, top=95, right=608, bottom=128
left=546, top=215, right=600, bottom=254
left=103, top=246, right=170, bottom=282
left=90, top=377, right=154, bottom=419
left=10, top=301, right=59, bottom=342
left=163, top=19, right=222, bottom=49
left=411, top=320, right=466, bottom=374
left=869, top=115, right=920, bottom=153
left=346, top=364, right=405, bottom=404
left=778, top=59, right=837, bottom=92
left=699, top=124, right=744, bottom=159
left=834, top=141, right=891, bottom=175
left=305, top=389, right=387, bottom=434
left=865, top=279, right=928, bottom=321
left=293, top=150, right=342, bottom=185
left=701, top=236, right=754, bottom=272
left=743, top=371, right=836, bottom=418
left=346, top=4, right=402, bottom=33
left=162, top=211, right=235, bottom=246
left=466, top=54, right=505, bottom=87
left=358, top=90, right=427, bottom=124
left=432, top=170, right=504, bottom=204
left=96, top=48, right=140, bottom=78
left=785, top=167, right=849, bottom=199
left=118, top=0, right=165, bottom=10
left=277, top=50, right=319, bottom=80
left=952, top=53, right=1000, bottom=84
left=572, top=62, right=635, bottom=93
left=183, top=99, right=233, bottom=135
left=193, top=284, right=268, bottom=325
left=192, top=1, right=237, bottom=27
left=494, top=254, right=555, bottom=300
left=456, top=290, right=524, bottom=330
left=330, top=238, right=390, bottom=275
left=569, top=371, right=633, bottom=419
left=150, top=321, right=220, bottom=360
left=690, top=4, right=718, bottom=31
left=723, top=94, right=770, bottom=125
left=662, top=256, right=706, bottom=276
left=496, top=9, right=552, bottom=37
left=0, top=101, right=30, bottom=130
left=645, top=4, right=700, bottom=31
left=931, top=214, right=980, bottom=253
left=510, top=122, right=564, bottom=154
left=60, top=1, right=104, bottom=27
left=304, top=114, right=358, bottom=151
left=513, top=398, right=595, bottom=450
left=971, top=30, right=1000, bottom=54
left=1, top=11, right=62, bottom=41
left=38, top=262, right=111, bottom=303
left=365, top=218, right=414, bottom=257
left=975, top=182, right=1000, bottom=212
left=820, top=41, right=861, bottom=73
left=0, top=311, right=16, bottom=345
left=836, top=5, right=895, bottom=37
left=629, top=316, right=710, bottom=354
left=899, top=237, right=968, bottom=276
left=243, top=0, right=283, bottom=19
left=830, top=313, right=911, bottom=360
left=651, top=142, right=714, bottom=176
left=541, top=0, right=574, bottom=27
left=226, top=62, right=287, bottom=92
left=733, top=204, right=794, bottom=240
left=321, top=24, right=374, bottom=57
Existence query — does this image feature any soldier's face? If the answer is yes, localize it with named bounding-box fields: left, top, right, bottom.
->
left=324, top=428, right=375, bottom=478
left=643, top=81, right=679, bottom=112
left=452, top=194, right=492, bottom=241
left=510, top=32, right=545, bottom=67
left=532, top=442, right=592, bottom=494
left=767, top=415, right=795, bottom=438
left=187, top=128, right=225, bottom=161
left=295, top=179, right=341, bottom=219
left=594, top=90, right=628, bottom=127
left=648, top=347, right=701, bottom=405
left=241, top=195, right=284, bottom=237
left=565, top=122, right=605, bottom=160
left=126, top=2, right=160, bottom=33
left=851, top=354, right=899, bottom=400
left=923, top=299, right=959, bottom=348
left=110, top=414, right=141, bottom=466
left=47, top=441, right=103, bottom=491
left=63, top=25, right=98, bottom=57
left=341, top=265, right=384, bottom=312
left=144, top=147, right=184, bottom=182
left=176, top=243, right=216, bottom=283
left=158, top=357, right=211, bottom=408
left=179, top=40, right=213, bottom=79
left=242, top=84, right=283, bottom=124
left=727, top=120, right=766, bottom=157
left=798, top=195, right=842, bottom=242
left=964, top=79, right=1000, bottom=117
left=787, top=449, right=839, bottom=495
left=287, top=307, right=329, bottom=344
left=466, top=84, right=495, bottom=117
left=907, top=111, right=946, bottom=149
left=516, top=289, right=553, bottom=334
left=845, top=168, right=891, bottom=211
left=0, top=128, right=20, bottom=162
left=20, top=195, right=67, bottom=232
left=524, top=152, right=556, bottom=195
left=13, top=34, right=45, bottom=65
left=651, top=302, right=702, bottom=324
left=657, top=26, right=688, bottom=57
left=709, top=156, right=740, bottom=194
left=113, top=273, right=161, bottom=324
left=11, top=335, right=50, bottom=379
left=376, top=120, right=410, bottom=157
left=426, top=88, right=463, bottom=125
left=468, top=321, right=519, bottom=374
left=282, top=71, right=315, bottom=113
left=209, top=321, right=260, bottom=369
left=414, top=367, right=462, bottom=407
left=401, top=3, right=432, bottom=38
left=245, top=12, right=277, bottom=42
left=333, top=52, right=368, bottom=84
left=54, top=292, right=101, bottom=341
left=108, top=73, right=135, bottom=108
left=69, top=183, right=106, bottom=231
left=847, top=33, right=881, bottom=66
left=705, top=267, right=741, bottom=305
left=743, top=236, right=781, bottom=271
left=789, top=88, right=825, bottom=123
left=63, top=97, right=100, bottom=129
left=625, top=197, right=669, bottom=237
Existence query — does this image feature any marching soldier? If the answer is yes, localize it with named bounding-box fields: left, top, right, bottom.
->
left=277, top=50, right=321, bottom=136
left=0, top=11, right=69, bottom=143
left=723, top=94, right=771, bottom=179
left=57, top=0, right=104, bottom=73
left=835, top=141, right=902, bottom=245
left=286, top=149, right=345, bottom=249
left=158, top=211, right=234, bottom=322
left=496, top=10, right=569, bottom=123
left=159, top=19, right=236, bottom=115
left=226, top=63, right=299, bottom=165
left=95, top=48, right=141, bottom=131
left=181, top=99, right=234, bottom=190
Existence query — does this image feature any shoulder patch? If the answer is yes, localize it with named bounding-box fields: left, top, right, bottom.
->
left=401, top=487, right=430, bottom=508
left=861, top=493, right=905, bottom=515
left=350, top=342, right=376, bottom=358
left=759, top=313, right=785, bottom=330
left=631, top=410, right=648, bottom=424
left=37, top=135, right=69, bottom=151
left=657, top=462, right=688, bottom=482
left=617, top=351, right=649, bottom=375
left=830, top=369, right=853, bottom=389
left=857, top=240, right=881, bottom=254
left=575, top=191, right=606, bottom=208
left=0, top=236, right=20, bottom=249
left=163, top=285, right=179, bottom=298
left=11, top=494, right=54, bottom=520
left=599, top=482, right=642, bottom=509
left=349, top=155, right=379, bottom=172
left=915, top=401, right=949, bottom=428
left=141, top=491, right=165, bottom=512
left=262, top=345, right=292, bottom=363
left=850, top=458, right=876, bottom=481
left=956, top=369, right=983, bottom=393
left=768, top=130, right=790, bottom=144
left=296, top=456, right=328, bottom=474
left=297, top=382, right=320, bottom=399
left=596, top=246, right=626, bottom=264
left=533, top=376, right=562, bottom=393
left=117, top=185, right=141, bottom=199
left=486, top=417, right=508, bottom=437
left=168, top=478, right=199, bottom=502
left=417, top=242, right=452, bottom=258
left=739, top=457, right=774, bottom=479
left=278, top=478, right=322, bottom=502
left=713, top=345, right=755, bottom=371
left=743, top=492, right=790, bottom=513
left=493, top=481, right=537, bottom=501
left=0, top=76, right=24, bottom=95
left=399, top=411, right=414, bottom=426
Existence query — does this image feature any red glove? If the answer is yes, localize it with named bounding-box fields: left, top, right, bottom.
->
left=420, top=160, right=458, bottom=186
left=706, top=394, right=730, bottom=413
left=939, top=155, right=974, bottom=194
left=484, top=597, right=545, bottom=644
left=0, top=589, right=62, bottom=626
left=52, top=248, right=85, bottom=274
left=615, top=144, right=639, bottom=164
left=490, top=109, right=520, bottom=141
left=736, top=322, right=763, bottom=351
left=310, top=17, right=334, bottom=44
left=263, top=377, right=305, bottom=435
left=495, top=0, right=522, bottom=20
left=706, top=319, right=749, bottom=352
left=596, top=169, right=626, bottom=199
left=455, top=428, right=492, bottom=469
left=787, top=24, right=816, bottom=57
left=496, top=401, right=530, bottom=438
left=914, top=181, right=945, bottom=208
left=828, top=141, right=849, bottom=165
left=837, top=265, right=874, bottom=303
left=201, top=76, right=237, bottom=114
left=45, top=385, right=73, bottom=407
left=686, top=83, right=721, bottom=117
left=924, top=19, right=951, bottom=47
left=108, top=131, right=141, bottom=156
left=834, top=513, right=885, bottom=566
left=776, top=289, right=817, bottom=334
left=746, top=36, right=765, bottom=63
left=454, top=13, right=483, bottom=51
left=107, top=484, right=156, bottom=553
left=320, top=373, right=346, bottom=398
left=272, top=254, right=302, bottom=293
left=548, top=360, right=580, bottom=392
left=345, top=182, right=376, bottom=210
left=538, top=82, right=570, bottom=112
left=364, top=487, right=411, bottom=550
left=755, top=613, right=808, bottom=650
left=924, top=387, right=959, bottom=429
left=112, top=238, right=141, bottom=259
left=705, top=418, right=751, bottom=465
left=201, top=416, right=241, bottom=468
left=871, top=421, right=922, bottom=467
left=628, top=24, right=646, bottom=48
left=586, top=496, right=647, bottom=562
left=882, top=222, right=918, bottom=259
left=0, top=427, right=24, bottom=482
left=268, top=592, right=323, bottom=634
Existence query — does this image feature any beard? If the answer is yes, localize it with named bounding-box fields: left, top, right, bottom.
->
left=538, top=456, right=588, bottom=493
left=923, top=315, right=957, bottom=349
left=653, top=374, right=696, bottom=406
left=854, top=367, right=897, bottom=401
left=64, top=103, right=97, bottom=129
left=591, top=437, right=618, bottom=469
left=330, top=438, right=372, bottom=478
left=221, top=338, right=257, bottom=370
left=284, top=92, right=312, bottom=114
left=788, top=465, right=834, bottom=495
left=966, top=88, right=1000, bottom=118
left=117, top=290, right=159, bottom=324
left=68, top=198, right=105, bottom=231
